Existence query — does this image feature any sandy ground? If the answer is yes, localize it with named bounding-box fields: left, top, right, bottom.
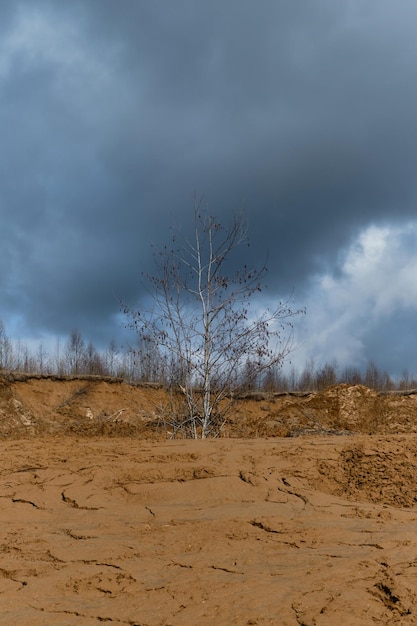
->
left=2, top=434, right=417, bottom=625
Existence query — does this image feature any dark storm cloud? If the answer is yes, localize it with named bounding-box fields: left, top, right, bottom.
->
left=2, top=0, right=417, bottom=371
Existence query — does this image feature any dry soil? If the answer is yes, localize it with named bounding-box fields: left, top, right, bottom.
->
left=1, top=375, right=417, bottom=624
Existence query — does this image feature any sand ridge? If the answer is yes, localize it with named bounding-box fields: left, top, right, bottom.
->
left=2, top=374, right=417, bottom=438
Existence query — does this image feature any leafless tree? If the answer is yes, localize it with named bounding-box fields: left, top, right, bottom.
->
left=0, top=321, right=13, bottom=370
left=124, top=199, right=305, bottom=438
left=83, top=341, right=106, bottom=375
left=65, top=329, right=86, bottom=375
left=341, top=365, right=363, bottom=386
left=105, top=339, right=119, bottom=377
left=298, top=358, right=317, bottom=391
left=315, top=360, right=338, bottom=391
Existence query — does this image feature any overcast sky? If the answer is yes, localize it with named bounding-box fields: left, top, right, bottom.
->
left=2, top=0, right=417, bottom=377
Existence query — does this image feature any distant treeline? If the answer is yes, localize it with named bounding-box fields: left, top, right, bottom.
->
left=0, top=322, right=414, bottom=392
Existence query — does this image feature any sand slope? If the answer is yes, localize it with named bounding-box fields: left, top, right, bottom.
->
left=2, top=374, right=417, bottom=438
left=1, top=435, right=417, bottom=625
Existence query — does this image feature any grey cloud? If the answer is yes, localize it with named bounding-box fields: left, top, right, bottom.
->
left=2, top=0, right=417, bottom=372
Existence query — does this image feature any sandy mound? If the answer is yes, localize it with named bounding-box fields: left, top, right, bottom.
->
left=1, top=374, right=417, bottom=437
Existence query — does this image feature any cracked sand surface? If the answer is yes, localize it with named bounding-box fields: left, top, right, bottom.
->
left=0, top=436, right=417, bottom=624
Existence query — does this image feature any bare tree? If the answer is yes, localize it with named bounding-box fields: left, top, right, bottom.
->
left=84, top=341, right=105, bottom=375
left=124, top=200, right=305, bottom=438
left=65, top=329, right=86, bottom=375
left=341, top=365, right=363, bottom=386
left=36, top=343, right=49, bottom=374
left=0, top=321, right=13, bottom=370
left=105, top=339, right=119, bottom=377
left=298, top=358, right=317, bottom=391
left=315, top=360, right=338, bottom=391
